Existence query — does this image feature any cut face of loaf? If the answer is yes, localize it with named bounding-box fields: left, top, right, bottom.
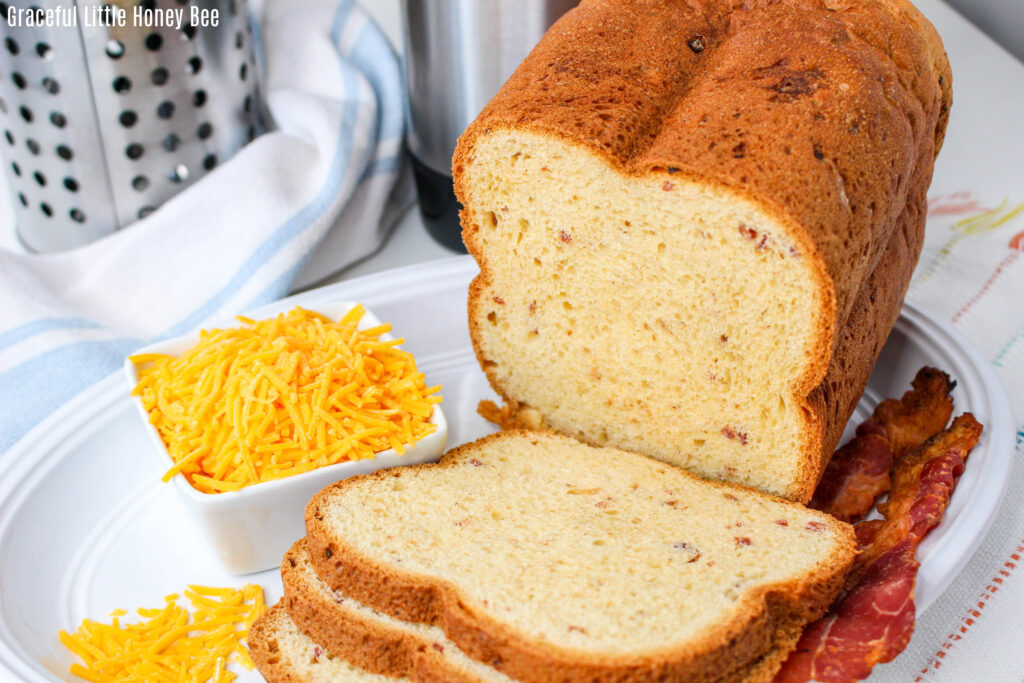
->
left=306, top=431, right=856, bottom=683
left=466, top=130, right=828, bottom=498
left=454, top=0, right=952, bottom=501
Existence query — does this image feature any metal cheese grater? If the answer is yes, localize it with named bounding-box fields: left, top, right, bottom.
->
left=0, top=0, right=261, bottom=252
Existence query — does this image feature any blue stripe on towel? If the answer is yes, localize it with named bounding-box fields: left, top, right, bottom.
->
left=366, top=152, right=403, bottom=177
left=241, top=8, right=404, bottom=310
left=157, top=0, right=363, bottom=340
left=242, top=63, right=368, bottom=309
left=0, top=317, right=102, bottom=352
left=0, top=338, right=140, bottom=452
left=344, top=11, right=404, bottom=170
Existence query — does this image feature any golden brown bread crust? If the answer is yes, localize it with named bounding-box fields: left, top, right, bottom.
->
left=281, top=540, right=489, bottom=683
left=304, top=431, right=857, bottom=683
left=731, top=617, right=809, bottom=683
left=249, top=605, right=320, bottom=683
left=453, top=0, right=951, bottom=501
left=281, top=536, right=819, bottom=683
left=281, top=542, right=417, bottom=678
left=805, top=165, right=928, bottom=481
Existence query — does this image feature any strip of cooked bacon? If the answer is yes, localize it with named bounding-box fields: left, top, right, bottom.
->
left=774, top=414, right=982, bottom=683
left=810, top=367, right=955, bottom=522
left=869, top=368, right=957, bottom=457
left=849, top=414, right=982, bottom=583
left=774, top=539, right=919, bottom=683
left=811, top=433, right=894, bottom=523
left=852, top=519, right=884, bottom=548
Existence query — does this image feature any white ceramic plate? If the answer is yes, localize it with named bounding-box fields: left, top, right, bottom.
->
left=0, top=256, right=1013, bottom=682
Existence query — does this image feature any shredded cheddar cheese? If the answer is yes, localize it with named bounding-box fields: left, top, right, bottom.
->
left=59, top=583, right=265, bottom=683
left=130, top=306, right=442, bottom=494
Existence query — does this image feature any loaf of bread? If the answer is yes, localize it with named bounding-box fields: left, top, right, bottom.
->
left=453, top=0, right=951, bottom=501
left=303, top=431, right=856, bottom=682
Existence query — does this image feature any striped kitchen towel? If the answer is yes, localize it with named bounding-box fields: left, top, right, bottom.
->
left=0, top=0, right=408, bottom=451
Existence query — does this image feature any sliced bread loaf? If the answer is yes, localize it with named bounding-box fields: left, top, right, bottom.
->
left=305, top=431, right=857, bottom=682
left=453, top=0, right=951, bottom=501
left=279, top=537, right=812, bottom=683
left=249, top=603, right=395, bottom=683
left=281, top=539, right=513, bottom=683
left=253, top=583, right=802, bottom=683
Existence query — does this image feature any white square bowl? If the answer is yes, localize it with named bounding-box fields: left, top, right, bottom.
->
left=123, top=299, right=447, bottom=575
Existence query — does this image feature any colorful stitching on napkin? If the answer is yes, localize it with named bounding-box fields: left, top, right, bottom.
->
left=927, top=190, right=990, bottom=217
left=914, top=537, right=1024, bottom=680
left=914, top=199, right=1024, bottom=288
left=949, top=226, right=1024, bottom=324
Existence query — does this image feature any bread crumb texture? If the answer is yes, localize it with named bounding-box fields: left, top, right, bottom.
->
left=312, top=432, right=855, bottom=659
left=468, top=129, right=820, bottom=497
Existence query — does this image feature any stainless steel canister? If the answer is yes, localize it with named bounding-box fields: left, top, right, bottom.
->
left=0, top=0, right=261, bottom=252
left=400, top=0, right=577, bottom=251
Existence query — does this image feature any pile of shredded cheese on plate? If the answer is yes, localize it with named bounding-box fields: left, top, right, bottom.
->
left=59, top=583, right=264, bottom=682
left=130, top=305, right=442, bottom=494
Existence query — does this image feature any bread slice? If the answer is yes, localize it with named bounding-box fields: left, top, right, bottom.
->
left=252, top=589, right=798, bottom=683
left=281, top=539, right=513, bottom=683
left=305, top=431, right=857, bottom=683
left=249, top=603, right=395, bottom=683
left=452, top=0, right=952, bottom=501
left=280, top=537, right=808, bottom=683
